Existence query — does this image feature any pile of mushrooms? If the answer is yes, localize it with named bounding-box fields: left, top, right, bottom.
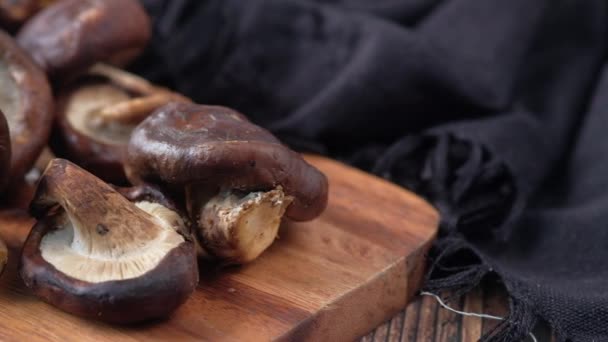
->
left=0, top=0, right=328, bottom=324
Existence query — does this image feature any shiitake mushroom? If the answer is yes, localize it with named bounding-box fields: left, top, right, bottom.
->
left=17, top=0, right=150, bottom=83
left=0, top=30, right=52, bottom=186
left=21, top=159, right=198, bottom=323
left=126, top=102, right=329, bottom=264
left=51, top=64, right=189, bottom=183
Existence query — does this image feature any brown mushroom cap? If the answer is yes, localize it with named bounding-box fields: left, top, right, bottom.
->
left=21, top=159, right=198, bottom=323
left=52, top=64, right=189, bottom=183
left=126, top=102, right=329, bottom=221
left=0, top=30, right=53, bottom=184
left=16, top=0, right=150, bottom=83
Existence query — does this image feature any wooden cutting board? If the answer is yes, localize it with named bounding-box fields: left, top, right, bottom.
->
left=0, top=155, right=438, bottom=341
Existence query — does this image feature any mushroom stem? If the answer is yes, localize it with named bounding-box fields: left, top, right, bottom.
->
left=96, top=92, right=190, bottom=125
left=89, top=63, right=158, bottom=95
left=189, top=187, right=293, bottom=264
left=88, top=63, right=191, bottom=125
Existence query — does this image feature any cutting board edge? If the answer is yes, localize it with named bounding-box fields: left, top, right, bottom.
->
left=275, top=228, right=436, bottom=342
left=303, top=154, right=440, bottom=227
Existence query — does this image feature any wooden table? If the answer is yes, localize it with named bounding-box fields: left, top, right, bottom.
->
left=362, top=283, right=554, bottom=342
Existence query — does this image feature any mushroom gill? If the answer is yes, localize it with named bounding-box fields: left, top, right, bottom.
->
left=30, top=159, right=186, bottom=283
left=21, top=159, right=198, bottom=323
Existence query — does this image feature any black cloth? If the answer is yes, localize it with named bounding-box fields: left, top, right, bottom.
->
left=131, top=1, right=608, bottom=340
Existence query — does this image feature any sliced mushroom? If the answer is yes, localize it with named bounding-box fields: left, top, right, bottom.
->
left=17, top=0, right=150, bottom=83
left=52, top=64, right=189, bottom=183
left=126, top=102, right=328, bottom=264
left=21, top=159, right=198, bottom=323
left=0, top=30, right=53, bottom=186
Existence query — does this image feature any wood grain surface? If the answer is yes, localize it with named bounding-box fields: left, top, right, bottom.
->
left=362, top=284, right=555, bottom=342
left=0, top=155, right=439, bottom=341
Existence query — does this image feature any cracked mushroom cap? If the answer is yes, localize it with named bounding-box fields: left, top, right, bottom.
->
left=126, top=102, right=329, bottom=222
left=51, top=64, right=189, bottom=184
left=0, top=30, right=53, bottom=184
left=17, top=0, right=150, bottom=83
left=21, top=159, right=198, bottom=324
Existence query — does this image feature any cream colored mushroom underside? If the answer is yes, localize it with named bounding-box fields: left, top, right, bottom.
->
left=65, top=83, right=134, bottom=145
left=40, top=201, right=185, bottom=283
left=0, top=62, right=22, bottom=137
